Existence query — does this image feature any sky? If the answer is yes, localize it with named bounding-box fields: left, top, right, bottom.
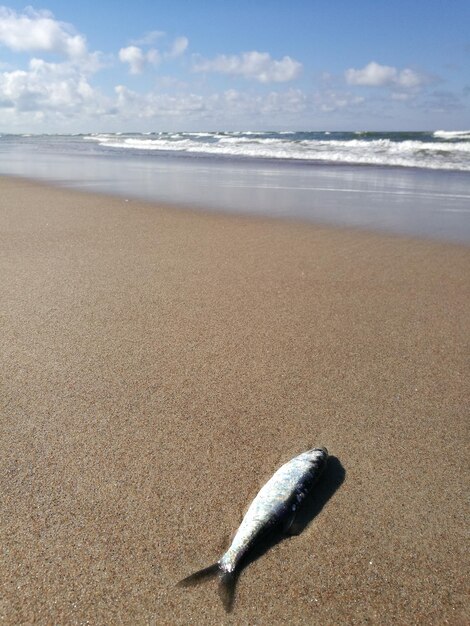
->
left=0, top=0, right=469, bottom=132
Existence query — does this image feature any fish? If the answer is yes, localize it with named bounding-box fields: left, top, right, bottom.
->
left=178, top=446, right=329, bottom=611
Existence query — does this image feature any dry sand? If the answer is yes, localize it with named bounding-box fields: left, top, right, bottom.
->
left=0, top=175, right=469, bottom=625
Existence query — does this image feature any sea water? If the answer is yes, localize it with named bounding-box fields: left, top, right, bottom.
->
left=0, top=131, right=469, bottom=242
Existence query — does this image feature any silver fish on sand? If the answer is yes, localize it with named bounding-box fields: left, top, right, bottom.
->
left=178, top=446, right=329, bottom=611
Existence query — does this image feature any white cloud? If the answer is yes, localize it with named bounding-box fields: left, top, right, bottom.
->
left=313, top=90, right=365, bottom=113
left=0, top=9, right=106, bottom=126
left=258, top=88, right=306, bottom=114
left=166, top=36, right=188, bottom=59
left=111, top=85, right=307, bottom=124
left=119, top=46, right=144, bottom=74
left=0, top=6, right=103, bottom=74
left=0, top=57, right=105, bottom=117
left=119, top=46, right=160, bottom=74
left=193, top=51, right=302, bottom=83
left=146, top=49, right=161, bottom=66
left=396, top=68, right=425, bottom=89
left=119, top=36, right=187, bottom=73
left=345, top=62, right=396, bottom=86
left=391, top=92, right=411, bottom=101
left=345, top=61, right=427, bottom=89
left=131, top=30, right=165, bottom=46
left=114, top=85, right=206, bottom=118
left=0, top=6, right=87, bottom=60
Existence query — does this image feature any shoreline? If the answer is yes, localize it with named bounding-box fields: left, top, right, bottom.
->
left=4, top=171, right=470, bottom=250
left=1, top=175, right=469, bottom=624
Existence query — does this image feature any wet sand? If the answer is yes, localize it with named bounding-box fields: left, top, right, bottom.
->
left=0, top=175, right=469, bottom=624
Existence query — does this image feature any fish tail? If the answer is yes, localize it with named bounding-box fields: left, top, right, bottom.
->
left=177, top=562, right=220, bottom=587
left=218, top=570, right=236, bottom=613
left=178, top=563, right=236, bottom=612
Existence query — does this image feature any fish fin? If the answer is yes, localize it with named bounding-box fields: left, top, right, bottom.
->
left=218, top=570, right=236, bottom=613
left=282, top=509, right=297, bottom=535
left=177, top=562, right=220, bottom=587
left=285, top=518, right=303, bottom=536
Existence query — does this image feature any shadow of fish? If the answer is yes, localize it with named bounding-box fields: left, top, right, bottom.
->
left=178, top=447, right=329, bottom=612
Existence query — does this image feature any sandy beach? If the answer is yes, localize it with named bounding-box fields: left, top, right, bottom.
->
left=0, top=175, right=469, bottom=624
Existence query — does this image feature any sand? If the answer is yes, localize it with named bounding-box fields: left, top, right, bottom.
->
left=0, top=175, right=469, bottom=625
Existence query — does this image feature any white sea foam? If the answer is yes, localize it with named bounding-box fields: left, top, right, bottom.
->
left=81, top=132, right=470, bottom=171
left=433, top=130, right=470, bottom=140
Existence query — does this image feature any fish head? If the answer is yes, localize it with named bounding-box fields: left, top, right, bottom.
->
left=304, top=446, right=329, bottom=469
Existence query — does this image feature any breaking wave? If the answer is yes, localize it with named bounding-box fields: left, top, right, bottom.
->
left=81, top=130, right=470, bottom=171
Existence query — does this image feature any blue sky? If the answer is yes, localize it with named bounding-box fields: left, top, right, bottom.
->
left=0, top=0, right=469, bottom=132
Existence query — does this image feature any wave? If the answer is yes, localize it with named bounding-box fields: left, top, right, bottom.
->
left=82, top=131, right=470, bottom=171
left=433, top=130, right=470, bottom=140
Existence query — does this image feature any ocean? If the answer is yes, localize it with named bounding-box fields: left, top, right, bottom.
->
left=1, top=130, right=469, bottom=242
